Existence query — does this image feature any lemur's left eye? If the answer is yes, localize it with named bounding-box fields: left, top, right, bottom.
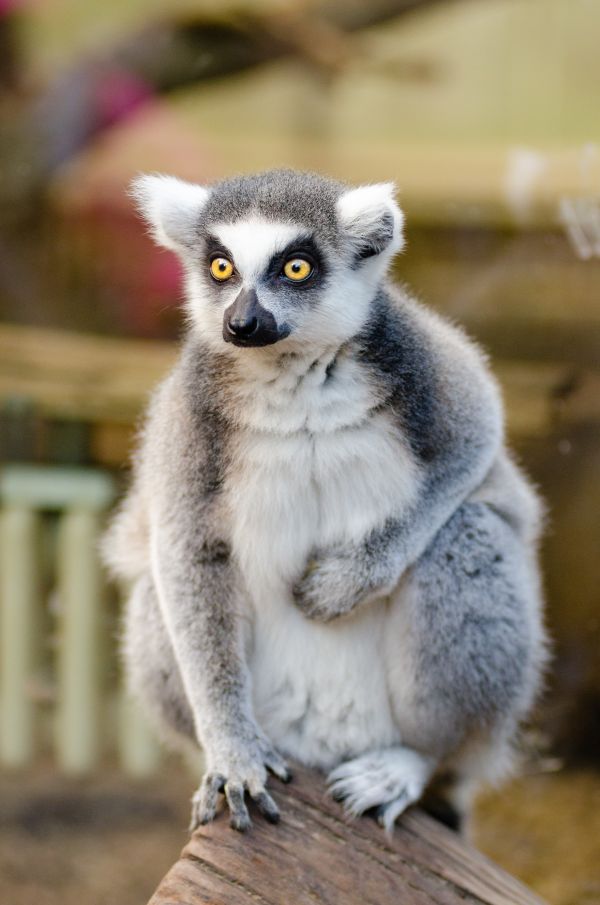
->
left=283, top=258, right=313, bottom=282
left=210, top=257, right=234, bottom=282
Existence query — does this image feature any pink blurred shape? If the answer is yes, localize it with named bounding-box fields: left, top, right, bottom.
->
left=94, top=68, right=154, bottom=129
left=0, top=0, right=27, bottom=14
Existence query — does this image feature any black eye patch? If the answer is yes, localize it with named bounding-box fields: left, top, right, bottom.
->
left=204, top=235, right=234, bottom=263
left=264, top=236, right=325, bottom=286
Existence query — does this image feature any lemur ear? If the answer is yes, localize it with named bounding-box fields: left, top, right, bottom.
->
left=130, top=174, right=211, bottom=252
left=337, top=182, right=404, bottom=261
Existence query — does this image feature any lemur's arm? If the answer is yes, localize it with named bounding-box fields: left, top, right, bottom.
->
left=146, top=374, right=289, bottom=830
left=293, top=488, right=482, bottom=623
left=294, top=309, right=503, bottom=623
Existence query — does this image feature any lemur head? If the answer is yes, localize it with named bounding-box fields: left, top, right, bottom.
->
left=133, top=169, right=404, bottom=353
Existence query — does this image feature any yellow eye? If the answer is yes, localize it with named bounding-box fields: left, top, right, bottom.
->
left=210, top=257, right=234, bottom=281
left=283, top=258, right=313, bottom=282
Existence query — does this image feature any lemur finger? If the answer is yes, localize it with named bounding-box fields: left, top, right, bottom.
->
left=377, top=791, right=410, bottom=835
left=250, top=789, right=280, bottom=824
left=225, top=781, right=251, bottom=832
left=190, top=772, right=226, bottom=830
left=264, top=751, right=292, bottom=783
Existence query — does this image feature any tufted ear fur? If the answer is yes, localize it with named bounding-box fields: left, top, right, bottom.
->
left=130, top=174, right=211, bottom=252
left=337, top=182, right=404, bottom=262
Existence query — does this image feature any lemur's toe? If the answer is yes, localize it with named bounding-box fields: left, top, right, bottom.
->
left=225, top=781, right=251, bottom=831
left=377, top=792, right=411, bottom=834
left=190, top=771, right=226, bottom=830
left=327, top=747, right=434, bottom=826
left=264, top=749, right=292, bottom=783
left=251, top=789, right=280, bottom=824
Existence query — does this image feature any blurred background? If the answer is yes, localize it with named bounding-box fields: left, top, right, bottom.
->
left=0, top=1, right=599, bottom=903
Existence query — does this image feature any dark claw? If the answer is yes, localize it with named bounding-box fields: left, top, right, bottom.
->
left=230, top=811, right=252, bottom=832
left=252, top=790, right=280, bottom=824
left=265, top=754, right=292, bottom=784
left=270, top=765, right=292, bottom=784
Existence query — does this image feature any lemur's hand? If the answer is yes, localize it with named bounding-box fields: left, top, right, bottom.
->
left=190, top=727, right=291, bottom=832
left=293, top=546, right=384, bottom=623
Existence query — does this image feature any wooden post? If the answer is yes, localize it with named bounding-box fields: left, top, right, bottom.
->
left=1, top=463, right=120, bottom=773
left=0, top=505, right=40, bottom=767
left=148, top=765, right=547, bottom=905
left=117, top=691, right=162, bottom=778
left=55, top=506, right=105, bottom=773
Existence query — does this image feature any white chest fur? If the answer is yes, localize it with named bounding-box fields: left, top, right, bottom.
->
left=225, top=351, right=420, bottom=767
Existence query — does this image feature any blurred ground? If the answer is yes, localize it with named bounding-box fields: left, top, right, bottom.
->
left=476, top=769, right=600, bottom=905
left=0, top=763, right=191, bottom=905
left=1, top=763, right=599, bottom=905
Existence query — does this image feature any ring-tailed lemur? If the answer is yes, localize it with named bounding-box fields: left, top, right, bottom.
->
left=104, top=169, right=547, bottom=834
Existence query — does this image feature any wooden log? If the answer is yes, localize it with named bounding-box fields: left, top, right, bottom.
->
left=0, top=323, right=175, bottom=426
left=148, top=765, right=546, bottom=905
left=1, top=323, right=599, bottom=456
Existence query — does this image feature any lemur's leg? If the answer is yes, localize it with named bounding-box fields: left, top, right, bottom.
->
left=124, top=572, right=288, bottom=829
left=123, top=573, right=195, bottom=745
left=329, top=501, right=544, bottom=831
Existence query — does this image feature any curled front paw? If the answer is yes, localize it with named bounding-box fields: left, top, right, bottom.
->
left=292, top=549, right=367, bottom=622
left=190, top=735, right=291, bottom=833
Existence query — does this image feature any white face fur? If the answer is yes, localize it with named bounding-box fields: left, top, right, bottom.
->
left=133, top=172, right=405, bottom=358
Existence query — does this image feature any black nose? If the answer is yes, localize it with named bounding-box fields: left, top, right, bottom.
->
left=227, top=314, right=258, bottom=337
left=223, top=287, right=289, bottom=347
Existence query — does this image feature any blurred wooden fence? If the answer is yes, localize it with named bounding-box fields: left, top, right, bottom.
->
left=0, top=326, right=158, bottom=764
left=0, top=460, right=162, bottom=776
left=0, top=325, right=174, bottom=776
left=0, top=315, right=599, bottom=775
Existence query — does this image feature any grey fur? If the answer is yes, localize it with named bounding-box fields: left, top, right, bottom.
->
left=293, top=288, right=502, bottom=622
left=104, top=168, right=547, bottom=833
left=199, top=169, right=344, bottom=242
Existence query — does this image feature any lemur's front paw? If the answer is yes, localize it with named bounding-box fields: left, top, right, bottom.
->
left=292, top=549, right=368, bottom=623
left=190, top=734, right=291, bottom=833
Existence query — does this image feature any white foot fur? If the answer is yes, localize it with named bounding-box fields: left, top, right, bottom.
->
left=328, top=747, right=435, bottom=833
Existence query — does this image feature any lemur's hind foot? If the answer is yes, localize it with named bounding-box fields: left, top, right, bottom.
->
left=328, top=747, right=435, bottom=833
